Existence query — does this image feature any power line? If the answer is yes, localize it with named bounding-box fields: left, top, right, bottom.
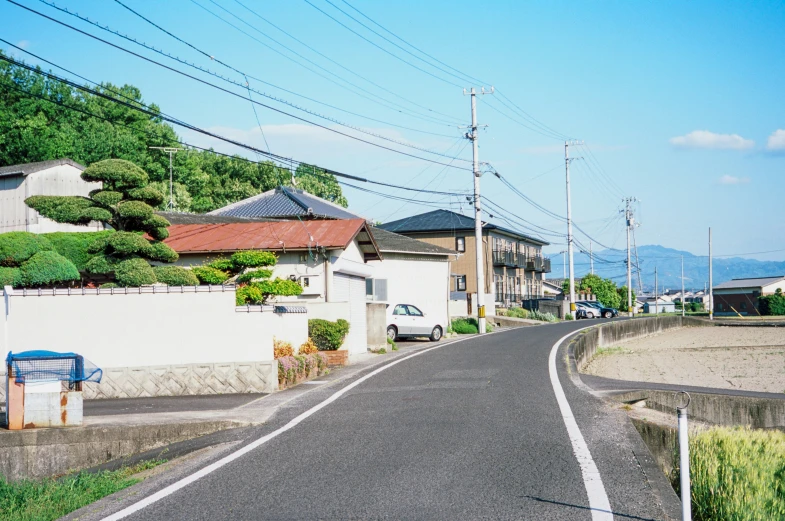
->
left=35, top=0, right=461, bottom=131
left=302, top=0, right=464, bottom=88
left=2, top=5, right=473, bottom=170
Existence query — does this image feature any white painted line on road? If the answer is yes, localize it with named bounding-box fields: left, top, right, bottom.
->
left=548, top=327, right=614, bottom=520
left=100, top=334, right=486, bottom=520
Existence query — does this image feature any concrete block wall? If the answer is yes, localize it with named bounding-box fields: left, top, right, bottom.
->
left=1, top=286, right=305, bottom=400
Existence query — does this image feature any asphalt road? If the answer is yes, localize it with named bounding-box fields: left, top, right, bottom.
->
left=111, top=321, right=676, bottom=520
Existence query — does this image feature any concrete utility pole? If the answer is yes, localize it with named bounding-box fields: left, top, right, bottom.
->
left=463, top=87, right=493, bottom=334
left=624, top=197, right=636, bottom=316
left=149, top=146, right=183, bottom=210
left=589, top=240, right=594, bottom=275
left=681, top=256, right=685, bottom=317
left=709, top=227, right=713, bottom=321
left=654, top=266, right=659, bottom=315
left=564, top=140, right=582, bottom=316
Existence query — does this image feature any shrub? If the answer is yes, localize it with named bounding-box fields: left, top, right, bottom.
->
left=298, top=338, right=318, bottom=355
left=387, top=336, right=398, bottom=351
left=0, top=232, right=53, bottom=267
left=277, top=353, right=329, bottom=386
left=308, top=319, right=350, bottom=350
left=152, top=266, right=199, bottom=286
left=760, top=288, right=785, bottom=316
left=207, top=258, right=235, bottom=271
left=41, top=231, right=114, bottom=270
left=19, top=251, right=80, bottom=287
left=565, top=313, right=574, bottom=321
left=84, top=255, right=118, bottom=274
left=236, top=279, right=303, bottom=305
left=451, top=318, right=478, bottom=334
left=684, top=426, right=785, bottom=520
left=192, top=266, right=230, bottom=285
left=506, top=307, right=529, bottom=319
left=231, top=250, right=277, bottom=268
left=376, top=347, right=387, bottom=354
left=273, top=338, right=294, bottom=359
left=105, top=232, right=152, bottom=256
left=529, top=310, right=557, bottom=322
left=145, top=242, right=178, bottom=262
left=0, top=267, right=22, bottom=287
left=235, top=269, right=273, bottom=284
left=100, top=282, right=119, bottom=289
left=113, top=258, right=156, bottom=287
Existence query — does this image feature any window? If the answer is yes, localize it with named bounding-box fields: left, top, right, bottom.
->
left=366, top=278, right=388, bottom=301
left=456, top=237, right=466, bottom=252
left=393, top=305, right=408, bottom=316
left=406, top=305, right=423, bottom=316
left=299, top=253, right=308, bottom=263
left=456, top=275, right=467, bottom=292
left=302, top=277, right=310, bottom=288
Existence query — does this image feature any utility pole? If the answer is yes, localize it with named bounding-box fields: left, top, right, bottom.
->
left=654, top=266, right=658, bottom=315
left=681, top=256, right=685, bottom=317
left=589, top=240, right=594, bottom=275
left=632, top=226, right=644, bottom=296
left=709, top=227, right=713, bottom=321
left=624, top=197, right=636, bottom=316
left=564, top=140, right=583, bottom=317
left=149, top=146, right=183, bottom=210
left=463, top=87, right=493, bottom=334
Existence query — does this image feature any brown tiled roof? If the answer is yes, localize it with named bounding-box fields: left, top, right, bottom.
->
left=163, top=218, right=380, bottom=260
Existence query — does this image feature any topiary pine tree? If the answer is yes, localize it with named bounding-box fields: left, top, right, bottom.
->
left=25, top=159, right=179, bottom=286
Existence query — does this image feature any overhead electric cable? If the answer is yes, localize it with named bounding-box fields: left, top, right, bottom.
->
left=2, top=4, right=473, bottom=170
left=36, top=0, right=458, bottom=136
left=302, top=0, right=463, bottom=88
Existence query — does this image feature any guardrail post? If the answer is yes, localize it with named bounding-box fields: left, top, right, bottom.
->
left=676, top=391, right=692, bottom=521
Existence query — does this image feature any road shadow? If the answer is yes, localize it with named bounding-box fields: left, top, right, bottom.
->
left=523, top=496, right=661, bottom=521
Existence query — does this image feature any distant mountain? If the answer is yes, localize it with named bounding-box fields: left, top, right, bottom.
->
left=548, top=245, right=785, bottom=293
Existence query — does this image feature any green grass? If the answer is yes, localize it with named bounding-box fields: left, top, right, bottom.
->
left=0, top=459, right=165, bottom=521
left=678, top=427, right=785, bottom=521
left=594, top=346, right=628, bottom=357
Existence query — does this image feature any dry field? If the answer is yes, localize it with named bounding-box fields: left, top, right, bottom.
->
left=583, top=326, right=785, bottom=394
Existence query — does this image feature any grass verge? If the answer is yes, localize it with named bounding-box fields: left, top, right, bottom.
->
left=0, top=459, right=165, bottom=521
left=676, top=426, right=785, bottom=520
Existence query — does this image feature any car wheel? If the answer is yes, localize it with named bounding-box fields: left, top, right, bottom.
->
left=586, top=311, right=595, bottom=319
left=429, top=326, right=442, bottom=342
left=387, top=326, right=397, bottom=342
left=604, top=311, right=612, bottom=319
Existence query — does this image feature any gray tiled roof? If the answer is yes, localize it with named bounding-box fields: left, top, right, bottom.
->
left=0, top=158, right=84, bottom=178
left=714, top=276, right=785, bottom=290
left=208, top=187, right=363, bottom=220
left=370, top=227, right=455, bottom=256
left=156, top=212, right=278, bottom=225
left=380, top=209, right=548, bottom=246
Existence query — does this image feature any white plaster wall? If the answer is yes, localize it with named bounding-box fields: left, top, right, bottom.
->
left=0, top=287, right=307, bottom=370
left=368, top=254, right=450, bottom=330
left=26, top=166, right=103, bottom=233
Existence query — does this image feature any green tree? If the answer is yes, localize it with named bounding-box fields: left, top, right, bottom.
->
left=25, top=159, right=179, bottom=286
left=617, top=285, right=637, bottom=312
left=0, top=52, right=349, bottom=213
left=192, top=250, right=303, bottom=304
left=564, top=273, right=622, bottom=309
left=760, top=288, right=785, bottom=316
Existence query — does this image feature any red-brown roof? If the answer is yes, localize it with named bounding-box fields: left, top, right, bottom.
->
left=163, top=218, right=379, bottom=257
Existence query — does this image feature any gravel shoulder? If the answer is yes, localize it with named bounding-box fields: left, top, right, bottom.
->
left=583, top=326, right=785, bottom=394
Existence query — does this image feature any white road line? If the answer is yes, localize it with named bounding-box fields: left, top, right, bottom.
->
left=548, top=327, right=614, bottom=520
left=100, top=334, right=486, bottom=520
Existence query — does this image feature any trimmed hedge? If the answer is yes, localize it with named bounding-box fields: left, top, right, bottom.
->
left=207, top=258, right=234, bottom=271
left=0, top=267, right=22, bottom=287
left=147, top=241, right=178, bottom=262
left=231, top=250, right=276, bottom=268
left=192, top=266, right=230, bottom=285
left=81, top=158, right=148, bottom=188
left=114, top=258, right=156, bottom=287
left=42, top=231, right=114, bottom=270
left=25, top=195, right=99, bottom=225
left=0, top=232, right=53, bottom=266
left=19, top=251, right=80, bottom=287
left=235, top=269, right=273, bottom=284
left=308, top=319, right=350, bottom=351
left=235, top=279, right=303, bottom=305
left=152, top=266, right=199, bottom=286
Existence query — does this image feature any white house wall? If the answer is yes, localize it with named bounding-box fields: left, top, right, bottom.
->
left=0, top=175, right=26, bottom=232
left=25, top=166, right=103, bottom=233
left=369, top=253, right=450, bottom=331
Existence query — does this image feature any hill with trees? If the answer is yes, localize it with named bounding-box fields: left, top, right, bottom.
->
left=0, top=51, right=346, bottom=213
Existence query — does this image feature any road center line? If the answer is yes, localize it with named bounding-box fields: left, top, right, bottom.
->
left=548, top=327, right=614, bottom=520
left=100, top=335, right=482, bottom=520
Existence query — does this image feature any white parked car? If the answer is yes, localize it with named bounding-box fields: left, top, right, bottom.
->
left=387, top=304, right=444, bottom=342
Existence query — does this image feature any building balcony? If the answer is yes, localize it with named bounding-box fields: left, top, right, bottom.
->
left=541, top=258, right=551, bottom=273
left=494, top=292, right=522, bottom=305
left=526, top=256, right=544, bottom=271
left=492, top=249, right=519, bottom=267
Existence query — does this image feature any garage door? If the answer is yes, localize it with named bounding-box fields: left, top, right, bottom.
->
left=334, top=273, right=367, bottom=355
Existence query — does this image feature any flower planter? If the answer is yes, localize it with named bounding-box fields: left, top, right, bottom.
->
left=323, top=350, right=349, bottom=367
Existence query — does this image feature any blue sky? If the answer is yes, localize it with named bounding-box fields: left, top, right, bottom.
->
left=3, top=0, right=784, bottom=267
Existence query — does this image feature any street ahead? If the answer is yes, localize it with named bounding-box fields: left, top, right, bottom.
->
left=102, top=321, right=675, bottom=520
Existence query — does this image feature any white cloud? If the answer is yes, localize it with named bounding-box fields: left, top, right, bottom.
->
left=718, top=175, right=750, bottom=185
left=766, top=129, right=785, bottom=150
left=669, top=130, right=754, bottom=150
left=15, top=40, right=30, bottom=50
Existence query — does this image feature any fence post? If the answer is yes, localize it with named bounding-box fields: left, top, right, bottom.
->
left=676, top=391, right=692, bottom=521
